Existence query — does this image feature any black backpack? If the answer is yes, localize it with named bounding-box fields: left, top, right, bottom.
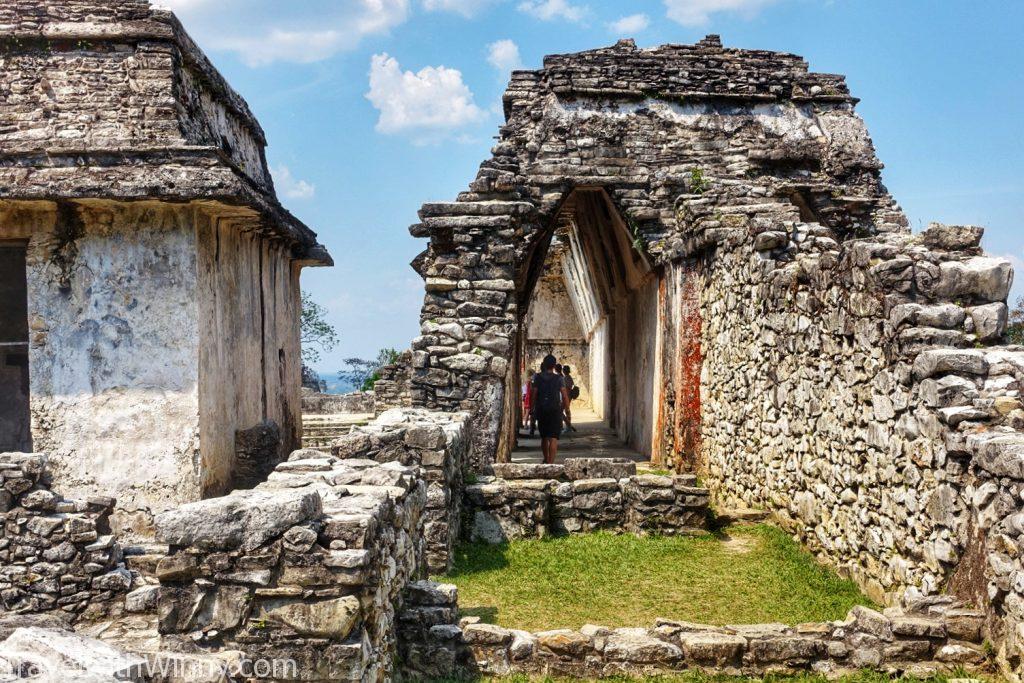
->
left=535, top=374, right=562, bottom=413
left=569, top=385, right=580, bottom=400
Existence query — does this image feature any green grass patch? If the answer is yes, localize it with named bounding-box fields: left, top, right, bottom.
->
left=440, top=525, right=875, bottom=632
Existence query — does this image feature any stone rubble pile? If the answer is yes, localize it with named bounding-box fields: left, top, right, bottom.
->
left=152, top=451, right=428, bottom=682
left=466, top=459, right=709, bottom=542
left=399, top=581, right=988, bottom=680
left=0, top=453, right=131, bottom=621
left=330, top=409, right=472, bottom=574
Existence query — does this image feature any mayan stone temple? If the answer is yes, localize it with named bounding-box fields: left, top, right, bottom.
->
left=0, top=1, right=1022, bottom=682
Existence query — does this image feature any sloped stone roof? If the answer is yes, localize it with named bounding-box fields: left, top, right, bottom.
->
left=0, top=0, right=330, bottom=265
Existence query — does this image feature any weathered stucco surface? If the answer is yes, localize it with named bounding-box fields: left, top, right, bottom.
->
left=0, top=203, right=201, bottom=518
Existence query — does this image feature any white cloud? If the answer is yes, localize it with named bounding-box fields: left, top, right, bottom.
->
left=608, top=13, right=650, bottom=34
left=155, top=0, right=410, bottom=66
left=664, top=0, right=780, bottom=26
left=518, top=0, right=588, bottom=23
left=365, top=53, right=487, bottom=144
left=422, top=0, right=495, bottom=17
left=272, top=165, right=316, bottom=200
left=487, top=39, right=523, bottom=73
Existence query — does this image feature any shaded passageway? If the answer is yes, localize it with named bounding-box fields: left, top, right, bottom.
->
left=511, top=188, right=660, bottom=464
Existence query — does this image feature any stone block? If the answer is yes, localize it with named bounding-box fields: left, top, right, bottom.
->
left=536, top=629, right=592, bottom=657
left=488, top=463, right=565, bottom=480
left=912, top=349, right=988, bottom=380
left=563, top=458, right=636, bottom=481
left=679, top=631, right=747, bottom=665
left=745, top=636, right=822, bottom=663
left=921, top=223, right=984, bottom=251
left=463, top=623, right=513, bottom=645
left=604, top=628, right=683, bottom=663
left=155, top=489, right=322, bottom=552
left=936, top=257, right=1013, bottom=303
left=262, top=596, right=361, bottom=639
left=968, top=302, right=1008, bottom=341
left=407, top=581, right=458, bottom=607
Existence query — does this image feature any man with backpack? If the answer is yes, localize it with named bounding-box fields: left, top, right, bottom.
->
left=530, top=354, right=571, bottom=464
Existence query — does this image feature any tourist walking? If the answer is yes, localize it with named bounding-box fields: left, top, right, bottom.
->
left=562, top=365, right=578, bottom=433
left=530, top=354, right=571, bottom=464
left=522, top=368, right=536, bottom=434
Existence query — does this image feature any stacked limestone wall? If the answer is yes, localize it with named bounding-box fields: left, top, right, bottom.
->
left=407, top=36, right=903, bottom=465
left=153, top=453, right=426, bottom=681
left=399, top=580, right=987, bottom=680
left=695, top=206, right=1014, bottom=601
left=330, top=409, right=472, bottom=574
left=466, top=459, right=708, bottom=542
left=0, top=453, right=131, bottom=622
left=147, top=408, right=473, bottom=681
left=373, top=351, right=415, bottom=415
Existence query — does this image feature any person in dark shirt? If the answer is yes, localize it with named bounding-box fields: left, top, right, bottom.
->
left=530, top=354, right=571, bottom=464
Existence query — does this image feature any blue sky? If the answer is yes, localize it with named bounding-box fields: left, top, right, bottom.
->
left=158, top=0, right=1024, bottom=373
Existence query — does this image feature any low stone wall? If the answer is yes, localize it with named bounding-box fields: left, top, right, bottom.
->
left=0, top=453, right=131, bottom=622
left=330, top=409, right=472, bottom=574
left=300, top=390, right=375, bottom=416
left=465, top=460, right=709, bottom=542
left=399, top=580, right=988, bottom=680
left=153, top=452, right=426, bottom=682
left=373, top=351, right=414, bottom=415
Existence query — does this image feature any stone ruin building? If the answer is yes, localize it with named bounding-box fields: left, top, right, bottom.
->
left=0, top=0, right=331, bottom=538
left=2, top=2, right=1024, bottom=682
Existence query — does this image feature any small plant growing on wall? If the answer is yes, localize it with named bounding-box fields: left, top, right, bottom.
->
left=689, top=167, right=709, bottom=195
left=628, top=216, right=648, bottom=255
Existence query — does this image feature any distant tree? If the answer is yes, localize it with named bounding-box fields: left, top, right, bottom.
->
left=300, top=291, right=339, bottom=365
left=338, top=347, right=401, bottom=392
left=301, top=365, right=327, bottom=393
left=1009, top=296, right=1024, bottom=345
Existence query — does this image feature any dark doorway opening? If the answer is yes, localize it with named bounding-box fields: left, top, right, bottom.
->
left=0, top=243, right=31, bottom=453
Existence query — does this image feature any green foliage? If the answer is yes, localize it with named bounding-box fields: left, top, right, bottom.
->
left=689, top=167, right=709, bottom=194
left=1008, top=296, right=1024, bottom=345
left=338, top=347, right=401, bottom=392
left=440, top=525, right=874, bottom=632
left=628, top=216, right=648, bottom=255
left=300, top=291, right=339, bottom=365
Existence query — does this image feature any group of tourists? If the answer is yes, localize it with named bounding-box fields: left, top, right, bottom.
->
left=521, top=355, right=580, bottom=464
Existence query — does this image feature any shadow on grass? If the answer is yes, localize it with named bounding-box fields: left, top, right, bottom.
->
left=445, top=540, right=511, bottom=578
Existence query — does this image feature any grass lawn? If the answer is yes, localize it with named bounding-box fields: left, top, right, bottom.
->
left=440, top=525, right=875, bottom=632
